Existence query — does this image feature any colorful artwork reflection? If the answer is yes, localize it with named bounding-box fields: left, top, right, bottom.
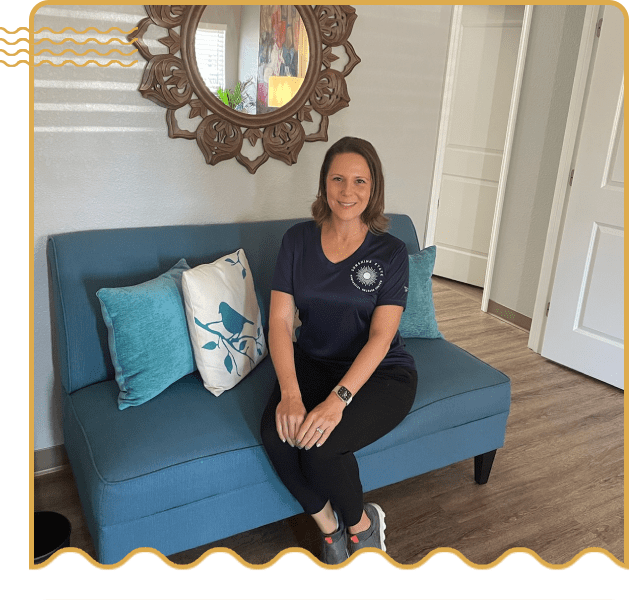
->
left=257, top=5, right=308, bottom=114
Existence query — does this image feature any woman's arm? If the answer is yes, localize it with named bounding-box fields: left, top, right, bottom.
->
left=296, top=304, right=404, bottom=449
left=269, top=290, right=306, bottom=446
left=337, top=303, right=404, bottom=396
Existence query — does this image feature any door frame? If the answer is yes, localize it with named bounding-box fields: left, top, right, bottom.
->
left=425, top=5, right=534, bottom=312
left=528, top=5, right=601, bottom=352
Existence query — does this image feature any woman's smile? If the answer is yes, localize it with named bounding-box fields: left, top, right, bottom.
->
left=326, top=152, right=372, bottom=223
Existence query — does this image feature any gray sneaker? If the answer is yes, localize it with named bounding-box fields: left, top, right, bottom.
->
left=348, top=503, right=386, bottom=553
left=320, top=515, right=349, bottom=565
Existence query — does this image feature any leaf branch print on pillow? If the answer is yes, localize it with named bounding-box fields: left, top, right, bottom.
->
left=224, top=249, right=247, bottom=279
left=194, top=301, right=264, bottom=376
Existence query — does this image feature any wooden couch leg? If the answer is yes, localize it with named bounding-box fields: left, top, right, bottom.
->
left=474, top=450, right=497, bottom=484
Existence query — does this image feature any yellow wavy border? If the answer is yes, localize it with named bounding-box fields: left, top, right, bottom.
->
left=0, top=37, right=28, bottom=45
left=34, top=26, right=138, bottom=35
left=0, top=26, right=28, bottom=34
left=34, top=48, right=137, bottom=57
left=0, top=59, right=28, bottom=67
left=0, top=48, right=28, bottom=55
left=31, top=546, right=627, bottom=570
left=33, top=59, right=137, bottom=67
left=34, top=37, right=137, bottom=45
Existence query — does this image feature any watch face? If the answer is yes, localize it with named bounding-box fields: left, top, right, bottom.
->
left=337, top=386, right=352, bottom=401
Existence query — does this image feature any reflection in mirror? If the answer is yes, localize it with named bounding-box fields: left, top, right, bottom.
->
left=195, top=5, right=309, bottom=115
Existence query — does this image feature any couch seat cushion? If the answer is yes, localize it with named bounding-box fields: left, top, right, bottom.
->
left=357, top=337, right=510, bottom=457
left=66, top=338, right=510, bottom=527
left=66, top=356, right=279, bottom=527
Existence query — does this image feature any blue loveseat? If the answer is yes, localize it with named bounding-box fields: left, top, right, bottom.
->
left=47, top=215, right=511, bottom=565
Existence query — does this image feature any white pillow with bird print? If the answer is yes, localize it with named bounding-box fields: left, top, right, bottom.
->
left=182, top=249, right=267, bottom=396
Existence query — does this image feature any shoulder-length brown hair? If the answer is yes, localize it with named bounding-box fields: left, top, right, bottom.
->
left=311, top=136, right=389, bottom=234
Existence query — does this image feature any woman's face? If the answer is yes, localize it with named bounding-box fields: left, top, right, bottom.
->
left=325, top=152, right=372, bottom=226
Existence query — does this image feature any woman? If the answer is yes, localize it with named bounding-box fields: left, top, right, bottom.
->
left=260, top=137, right=418, bottom=564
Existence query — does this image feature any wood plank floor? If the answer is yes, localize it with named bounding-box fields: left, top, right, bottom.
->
left=34, top=276, right=624, bottom=565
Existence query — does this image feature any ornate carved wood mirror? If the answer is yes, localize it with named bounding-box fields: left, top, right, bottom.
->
left=130, top=5, right=360, bottom=173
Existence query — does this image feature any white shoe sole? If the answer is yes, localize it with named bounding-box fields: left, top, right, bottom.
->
left=368, top=502, right=387, bottom=552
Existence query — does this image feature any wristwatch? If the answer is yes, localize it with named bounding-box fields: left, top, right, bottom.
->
left=333, top=385, right=353, bottom=406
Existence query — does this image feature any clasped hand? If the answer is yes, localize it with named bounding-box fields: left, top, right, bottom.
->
left=276, top=392, right=345, bottom=450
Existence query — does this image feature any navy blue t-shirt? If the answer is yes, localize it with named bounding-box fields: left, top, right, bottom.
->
left=272, top=220, right=416, bottom=371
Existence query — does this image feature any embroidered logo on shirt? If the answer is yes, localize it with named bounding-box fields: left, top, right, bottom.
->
left=350, top=259, right=384, bottom=292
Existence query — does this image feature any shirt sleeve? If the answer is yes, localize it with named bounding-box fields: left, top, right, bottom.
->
left=376, top=242, right=409, bottom=309
left=271, top=229, right=295, bottom=296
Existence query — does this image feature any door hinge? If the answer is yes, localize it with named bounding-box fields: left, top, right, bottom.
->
left=569, top=169, right=575, bottom=186
left=546, top=302, right=551, bottom=317
left=596, top=18, right=603, bottom=38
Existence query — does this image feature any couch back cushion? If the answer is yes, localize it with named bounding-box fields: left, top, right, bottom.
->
left=47, top=215, right=420, bottom=394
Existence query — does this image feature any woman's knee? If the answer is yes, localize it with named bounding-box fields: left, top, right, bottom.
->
left=260, top=416, right=279, bottom=450
left=301, top=439, right=346, bottom=463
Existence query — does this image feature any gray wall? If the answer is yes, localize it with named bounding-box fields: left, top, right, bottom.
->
left=490, top=5, right=586, bottom=316
left=34, top=4, right=452, bottom=451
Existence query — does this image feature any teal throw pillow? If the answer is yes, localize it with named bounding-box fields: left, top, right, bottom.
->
left=96, top=259, right=195, bottom=410
left=399, top=246, right=443, bottom=339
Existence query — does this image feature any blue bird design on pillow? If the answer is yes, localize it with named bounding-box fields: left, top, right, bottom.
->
left=218, top=302, right=254, bottom=337
left=194, top=300, right=264, bottom=377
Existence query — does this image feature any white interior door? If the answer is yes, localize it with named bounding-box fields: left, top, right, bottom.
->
left=431, top=5, right=524, bottom=287
left=541, top=5, right=624, bottom=389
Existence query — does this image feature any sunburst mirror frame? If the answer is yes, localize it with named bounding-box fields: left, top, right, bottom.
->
left=130, top=5, right=361, bottom=174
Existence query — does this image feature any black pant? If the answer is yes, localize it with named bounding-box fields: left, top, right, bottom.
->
left=260, top=344, right=418, bottom=528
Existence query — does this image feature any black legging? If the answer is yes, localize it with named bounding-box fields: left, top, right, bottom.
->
left=260, top=343, right=418, bottom=528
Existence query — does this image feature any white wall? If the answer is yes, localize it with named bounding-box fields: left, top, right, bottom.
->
left=489, top=5, right=586, bottom=317
left=34, top=4, right=453, bottom=451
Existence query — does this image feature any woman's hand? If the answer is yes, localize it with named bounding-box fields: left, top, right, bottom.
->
left=275, top=393, right=307, bottom=447
left=296, top=393, right=346, bottom=450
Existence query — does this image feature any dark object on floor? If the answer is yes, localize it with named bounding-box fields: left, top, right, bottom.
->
left=34, top=511, right=71, bottom=564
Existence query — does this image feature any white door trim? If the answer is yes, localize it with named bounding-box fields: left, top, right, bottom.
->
left=425, top=6, right=534, bottom=313
left=528, top=6, right=601, bottom=353
left=480, top=5, right=533, bottom=312
left=424, top=5, right=463, bottom=248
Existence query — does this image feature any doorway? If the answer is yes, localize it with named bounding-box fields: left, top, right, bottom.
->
left=425, top=5, right=533, bottom=311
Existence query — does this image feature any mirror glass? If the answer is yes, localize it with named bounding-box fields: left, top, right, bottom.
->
left=195, top=5, right=310, bottom=115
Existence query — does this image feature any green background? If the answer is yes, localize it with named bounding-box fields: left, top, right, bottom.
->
left=8, top=0, right=629, bottom=600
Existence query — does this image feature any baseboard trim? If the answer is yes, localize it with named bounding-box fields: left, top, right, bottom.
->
left=34, top=444, right=69, bottom=476
left=487, top=299, right=532, bottom=332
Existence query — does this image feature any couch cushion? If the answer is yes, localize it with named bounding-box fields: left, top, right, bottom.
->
left=65, top=337, right=509, bottom=527
left=399, top=247, right=443, bottom=339
left=66, top=357, right=279, bottom=527
left=96, top=259, right=195, bottom=410
left=356, top=337, right=511, bottom=457
left=182, top=250, right=267, bottom=396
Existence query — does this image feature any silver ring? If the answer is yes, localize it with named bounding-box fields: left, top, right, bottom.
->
left=316, top=427, right=324, bottom=434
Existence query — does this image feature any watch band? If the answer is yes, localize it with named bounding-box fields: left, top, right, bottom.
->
left=333, top=385, right=353, bottom=405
